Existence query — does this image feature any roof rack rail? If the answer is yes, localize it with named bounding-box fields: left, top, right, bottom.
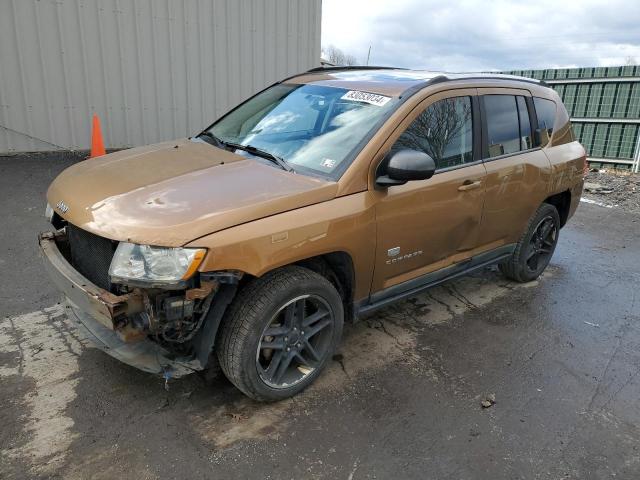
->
left=430, top=73, right=548, bottom=88
left=306, top=65, right=408, bottom=73
left=455, top=72, right=549, bottom=87
left=480, top=74, right=549, bottom=87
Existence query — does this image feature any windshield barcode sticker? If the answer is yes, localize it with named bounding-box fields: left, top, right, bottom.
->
left=341, top=90, right=391, bottom=106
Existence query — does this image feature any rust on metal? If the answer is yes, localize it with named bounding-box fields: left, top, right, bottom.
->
left=99, top=289, right=144, bottom=316
left=185, top=280, right=217, bottom=300
left=116, top=324, right=147, bottom=343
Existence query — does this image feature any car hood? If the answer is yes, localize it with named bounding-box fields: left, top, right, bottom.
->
left=47, top=138, right=338, bottom=246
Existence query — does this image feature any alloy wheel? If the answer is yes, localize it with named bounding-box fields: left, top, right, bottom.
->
left=256, top=294, right=335, bottom=389
left=525, top=215, right=558, bottom=273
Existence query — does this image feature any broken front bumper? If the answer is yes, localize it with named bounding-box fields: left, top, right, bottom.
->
left=38, top=231, right=197, bottom=378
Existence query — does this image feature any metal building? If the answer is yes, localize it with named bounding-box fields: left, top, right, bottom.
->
left=0, top=0, right=321, bottom=153
left=503, top=66, right=640, bottom=172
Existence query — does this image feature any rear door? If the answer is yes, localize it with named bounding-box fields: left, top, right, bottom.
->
left=475, top=89, right=552, bottom=251
left=370, top=89, right=487, bottom=295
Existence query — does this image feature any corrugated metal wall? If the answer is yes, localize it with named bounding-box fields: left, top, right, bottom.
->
left=504, top=66, right=640, bottom=168
left=0, top=0, right=321, bottom=153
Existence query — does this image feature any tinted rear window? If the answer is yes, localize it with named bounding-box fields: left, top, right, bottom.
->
left=533, top=97, right=557, bottom=143
left=484, top=95, right=520, bottom=157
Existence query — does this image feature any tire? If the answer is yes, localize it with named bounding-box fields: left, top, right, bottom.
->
left=216, top=266, right=344, bottom=402
left=499, top=203, right=561, bottom=283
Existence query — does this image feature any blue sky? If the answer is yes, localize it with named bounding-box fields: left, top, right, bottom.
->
left=321, top=0, right=640, bottom=71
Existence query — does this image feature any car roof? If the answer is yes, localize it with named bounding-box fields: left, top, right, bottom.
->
left=288, top=66, right=548, bottom=97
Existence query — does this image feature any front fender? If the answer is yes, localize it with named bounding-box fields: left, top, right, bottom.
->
left=186, top=192, right=377, bottom=302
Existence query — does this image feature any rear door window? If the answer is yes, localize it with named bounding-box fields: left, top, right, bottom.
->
left=484, top=95, right=520, bottom=157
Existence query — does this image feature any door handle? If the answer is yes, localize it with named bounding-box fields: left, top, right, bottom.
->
left=458, top=180, right=482, bottom=191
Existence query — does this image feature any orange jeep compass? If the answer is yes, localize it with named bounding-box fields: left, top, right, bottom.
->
left=40, top=67, right=585, bottom=401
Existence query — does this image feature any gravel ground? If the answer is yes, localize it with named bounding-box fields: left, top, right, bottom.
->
left=583, top=169, right=640, bottom=214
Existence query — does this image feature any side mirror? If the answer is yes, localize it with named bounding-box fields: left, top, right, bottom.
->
left=376, top=149, right=436, bottom=187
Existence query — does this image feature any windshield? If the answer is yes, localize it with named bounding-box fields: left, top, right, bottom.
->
left=206, top=83, right=398, bottom=178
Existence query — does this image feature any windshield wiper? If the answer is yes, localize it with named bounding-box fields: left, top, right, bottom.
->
left=223, top=141, right=294, bottom=172
left=197, top=130, right=225, bottom=148
left=198, top=131, right=293, bottom=172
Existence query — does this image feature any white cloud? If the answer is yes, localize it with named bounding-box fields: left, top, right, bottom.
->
left=322, top=0, right=640, bottom=70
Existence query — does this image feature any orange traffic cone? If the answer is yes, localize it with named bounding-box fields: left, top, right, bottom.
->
left=90, top=114, right=106, bottom=158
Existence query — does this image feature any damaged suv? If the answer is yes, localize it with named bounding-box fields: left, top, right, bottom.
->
left=40, top=67, right=585, bottom=401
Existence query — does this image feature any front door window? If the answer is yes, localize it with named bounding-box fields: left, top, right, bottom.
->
left=391, top=96, right=473, bottom=169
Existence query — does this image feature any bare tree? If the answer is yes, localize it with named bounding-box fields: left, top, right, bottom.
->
left=344, top=53, right=358, bottom=66
left=323, top=45, right=359, bottom=66
left=393, top=99, right=472, bottom=168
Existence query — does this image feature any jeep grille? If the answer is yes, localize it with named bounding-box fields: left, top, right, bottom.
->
left=67, top=224, right=117, bottom=291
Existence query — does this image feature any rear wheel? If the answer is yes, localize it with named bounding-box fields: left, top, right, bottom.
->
left=217, top=266, right=343, bottom=401
left=499, top=203, right=560, bottom=283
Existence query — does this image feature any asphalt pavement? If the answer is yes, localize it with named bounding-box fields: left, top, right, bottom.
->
left=1, top=154, right=639, bottom=479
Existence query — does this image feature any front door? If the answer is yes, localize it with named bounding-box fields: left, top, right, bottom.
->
left=371, top=90, right=487, bottom=296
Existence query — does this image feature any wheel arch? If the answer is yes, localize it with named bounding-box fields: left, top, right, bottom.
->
left=205, top=250, right=356, bottom=370
left=229, top=251, right=357, bottom=310
left=544, top=190, right=571, bottom=227
left=294, top=251, right=356, bottom=322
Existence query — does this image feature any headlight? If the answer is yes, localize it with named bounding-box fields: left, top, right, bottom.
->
left=109, top=242, right=206, bottom=287
left=45, top=203, right=54, bottom=222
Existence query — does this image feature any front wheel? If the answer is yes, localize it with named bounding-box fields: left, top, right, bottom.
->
left=217, top=266, right=343, bottom=401
left=499, top=203, right=560, bottom=283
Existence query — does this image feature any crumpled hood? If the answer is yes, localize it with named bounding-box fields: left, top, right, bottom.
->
left=47, top=139, right=338, bottom=246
